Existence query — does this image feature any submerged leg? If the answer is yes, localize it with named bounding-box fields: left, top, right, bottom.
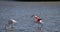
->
left=38, top=23, right=43, bottom=32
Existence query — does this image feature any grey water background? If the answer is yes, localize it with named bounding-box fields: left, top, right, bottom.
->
left=0, top=1, right=60, bottom=32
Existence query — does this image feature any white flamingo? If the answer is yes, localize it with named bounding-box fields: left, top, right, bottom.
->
left=5, top=19, right=17, bottom=30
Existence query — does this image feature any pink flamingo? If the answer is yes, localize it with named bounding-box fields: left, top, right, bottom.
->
left=34, top=15, right=43, bottom=32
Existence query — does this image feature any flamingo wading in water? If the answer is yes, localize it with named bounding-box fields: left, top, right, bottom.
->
left=5, top=19, right=17, bottom=30
left=33, top=15, right=43, bottom=32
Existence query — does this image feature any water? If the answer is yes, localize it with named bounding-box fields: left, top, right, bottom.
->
left=0, top=1, right=60, bottom=32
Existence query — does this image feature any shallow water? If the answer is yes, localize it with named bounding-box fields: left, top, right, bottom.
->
left=0, top=1, right=60, bottom=32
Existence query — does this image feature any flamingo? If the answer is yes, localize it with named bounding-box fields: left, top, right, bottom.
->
left=5, top=19, right=17, bottom=30
left=34, top=15, right=43, bottom=32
